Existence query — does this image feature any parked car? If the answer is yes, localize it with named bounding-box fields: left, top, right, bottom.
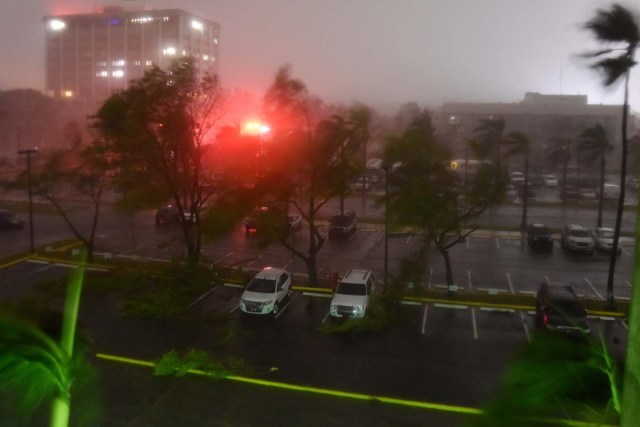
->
left=578, top=187, right=597, bottom=201
left=329, top=269, right=375, bottom=319
left=543, top=174, right=558, bottom=187
left=626, top=178, right=639, bottom=190
left=505, top=184, right=518, bottom=200
left=354, top=177, right=370, bottom=191
left=600, top=183, right=620, bottom=201
left=155, top=205, right=180, bottom=226
left=561, top=224, right=594, bottom=254
left=592, top=227, right=621, bottom=253
left=516, top=183, right=535, bottom=200
left=239, top=267, right=292, bottom=316
left=560, top=185, right=580, bottom=202
left=244, top=206, right=270, bottom=233
left=535, top=282, right=590, bottom=336
left=328, top=211, right=357, bottom=239
left=527, top=223, right=553, bottom=253
left=0, top=209, right=25, bottom=230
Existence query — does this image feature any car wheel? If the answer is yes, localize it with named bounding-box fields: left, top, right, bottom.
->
left=272, top=302, right=280, bottom=316
left=287, top=286, right=293, bottom=299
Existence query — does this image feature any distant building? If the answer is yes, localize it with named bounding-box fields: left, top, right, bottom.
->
left=439, top=92, right=636, bottom=172
left=44, top=6, right=220, bottom=107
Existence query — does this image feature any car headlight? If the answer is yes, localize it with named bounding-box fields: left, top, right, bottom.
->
left=354, top=305, right=364, bottom=312
left=264, top=300, right=275, bottom=306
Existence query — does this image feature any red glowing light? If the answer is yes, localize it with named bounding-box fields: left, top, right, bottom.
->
left=241, top=121, right=270, bottom=136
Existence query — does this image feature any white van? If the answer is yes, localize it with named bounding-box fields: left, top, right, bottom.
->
left=601, top=183, right=620, bottom=201
left=329, top=270, right=375, bottom=318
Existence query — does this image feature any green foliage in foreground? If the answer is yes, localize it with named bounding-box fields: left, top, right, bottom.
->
left=470, top=332, right=620, bottom=427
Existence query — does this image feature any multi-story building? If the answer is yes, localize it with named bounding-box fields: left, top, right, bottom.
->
left=44, top=6, right=220, bottom=106
left=439, top=92, right=636, bottom=172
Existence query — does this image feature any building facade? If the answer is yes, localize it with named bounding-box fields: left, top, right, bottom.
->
left=44, top=6, right=220, bottom=106
left=439, top=92, right=636, bottom=172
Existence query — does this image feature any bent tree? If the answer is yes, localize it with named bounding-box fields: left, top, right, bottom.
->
left=384, top=111, right=505, bottom=290
left=94, top=57, right=225, bottom=263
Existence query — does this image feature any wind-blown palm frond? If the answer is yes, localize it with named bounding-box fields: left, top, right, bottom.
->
left=591, top=56, right=638, bottom=86
left=0, top=315, right=67, bottom=416
left=584, top=4, right=640, bottom=44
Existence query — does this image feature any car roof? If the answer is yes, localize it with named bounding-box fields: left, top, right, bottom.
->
left=254, top=267, right=287, bottom=280
left=342, top=269, right=371, bottom=283
left=542, top=283, right=578, bottom=298
left=566, top=224, right=586, bottom=230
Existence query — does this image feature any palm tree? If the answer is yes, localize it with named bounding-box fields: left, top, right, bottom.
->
left=578, top=124, right=614, bottom=228
left=545, top=137, right=573, bottom=200
left=583, top=4, right=638, bottom=309
left=471, top=117, right=507, bottom=170
left=583, top=4, right=639, bottom=426
left=503, top=131, right=531, bottom=231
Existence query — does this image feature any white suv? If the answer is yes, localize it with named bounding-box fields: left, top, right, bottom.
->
left=240, top=267, right=292, bottom=316
left=330, top=270, right=375, bottom=319
left=561, top=224, right=594, bottom=254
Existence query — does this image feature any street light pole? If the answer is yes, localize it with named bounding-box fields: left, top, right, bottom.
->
left=18, top=148, right=37, bottom=253
left=382, top=163, right=390, bottom=288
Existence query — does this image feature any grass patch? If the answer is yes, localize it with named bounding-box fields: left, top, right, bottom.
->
left=154, top=349, right=257, bottom=378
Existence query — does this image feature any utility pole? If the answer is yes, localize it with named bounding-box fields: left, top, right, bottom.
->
left=18, top=148, right=37, bottom=253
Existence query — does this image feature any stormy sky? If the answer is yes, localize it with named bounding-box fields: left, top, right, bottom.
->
left=1, top=0, right=639, bottom=113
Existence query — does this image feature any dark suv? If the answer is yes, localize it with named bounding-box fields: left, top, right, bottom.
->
left=328, top=211, right=357, bottom=239
left=155, top=206, right=180, bottom=226
left=535, top=283, right=590, bottom=336
left=527, top=223, right=553, bottom=252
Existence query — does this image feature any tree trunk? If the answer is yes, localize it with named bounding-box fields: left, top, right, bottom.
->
left=442, top=248, right=454, bottom=290
left=562, top=161, right=568, bottom=202
left=597, top=155, right=605, bottom=228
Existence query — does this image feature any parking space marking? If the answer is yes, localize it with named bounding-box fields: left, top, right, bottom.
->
left=189, top=285, right=218, bottom=307
left=584, top=278, right=603, bottom=300
left=467, top=270, right=472, bottom=291
left=245, top=255, right=263, bottom=268
left=434, top=303, right=468, bottom=310
left=224, top=283, right=244, bottom=289
left=494, top=238, right=500, bottom=249
left=506, top=273, right=515, bottom=294
left=622, top=247, right=630, bottom=256
left=322, top=310, right=331, bottom=323
left=405, top=235, right=412, bottom=244
left=27, top=259, right=50, bottom=265
left=274, top=292, right=297, bottom=319
left=625, top=280, right=632, bottom=288
left=229, top=304, right=240, bottom=314
left=215, top=252, right=232, bottom=263
left=519, top=311, right=532, bottom=342
left=421, top=305, right=428, bottom=335
left=544, top=275, right=550, bottom=284
left=471, top=308, right=478, bottom=339
left=376, top=233, right=383, bottom=243
left=621, top=320, right=629, bottom=330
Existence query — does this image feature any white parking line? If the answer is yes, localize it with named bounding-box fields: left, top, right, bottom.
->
left=506, top=272, right=515, bottom=294
left=471, top=308, right=478, bottom=339
left=434, top=303, right=468, bottom=310
left=189, top=285, right=218, bottom=307
left=322, top=310, right=331, bottom=323
left=405, top=235, right=412, bottom=244
left=24, top=264, right=54, bottom=276
left=544, top=275, right=550, bottom=284
left=625, top=280, right=632, bottom=288
left=467, top=270, right=472, bottom=291
left=224, top=283, right=244, bottom=289
left=27, top=259, right=50, bottom=265
left=245, top=255, right=263, bottom=268
left=229, top=304, right=240, bottom=313
left=274, top=292, right=297, bottom=319
left=622, top=247, right=630, bottom=256
left=421, top=305, right=428, bottom=335
left=215, top=252, right=232, bottom=263
left=621, top=320, right=629, bottom=330
left=519, top=311, right=531, bottom=342
left=376, top=233, right=383, bottom=243
left=494, top=237, right=500, bottom=249
left=584, top=278, right=603, bottom=300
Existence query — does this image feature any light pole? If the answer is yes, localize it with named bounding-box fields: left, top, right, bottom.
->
left=18, top=148, right=37, bottom=253
left=382, top=162, right=390, bottom=288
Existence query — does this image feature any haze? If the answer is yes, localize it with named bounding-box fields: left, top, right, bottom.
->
left=1, top=0, right=638, bottom=112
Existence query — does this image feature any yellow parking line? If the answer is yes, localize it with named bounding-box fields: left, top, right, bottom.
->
left=95, top=352, right=616, bottom=426
left=0, top=256, right=30, bottom=270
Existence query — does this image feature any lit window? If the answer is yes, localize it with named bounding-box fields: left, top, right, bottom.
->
left=63, top=90, right=73, bottom=97
left=163, top=47, right=176, bottom=56
left=132, top=16, right=153, bottom=23
left=145, top=60, right=152, bottom=66
left=112, top=59, right=126, bottom=67
left=182, top=50, right=186, bottom=56
left=96, top=71, right=108, bottom=77
left=202, top=54, right=209, bottom=61
left=213, top=37, right=218, bottom=44
left=191, top=20, right=203, bottom=31
left=163, top=17, right=169, bottom=22
left=48, top=19, right=66, bottom=31
left=134, top=60, right=141, bottom=66
left=112, top=70, right=124, bottom=78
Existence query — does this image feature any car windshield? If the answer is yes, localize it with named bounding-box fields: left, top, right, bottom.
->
left=569, top=229, right=590, bottom=238
left=246, top=278, right=276, bottom=293
left=549, top=299, right=585, bottom=317
left=530, top=225, right=550, bottom=235
left=331, top=215, right=353, bottom=226
left=599, top=230, right=614, bottom=238
left=336, top=282, right=366, bottom=296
